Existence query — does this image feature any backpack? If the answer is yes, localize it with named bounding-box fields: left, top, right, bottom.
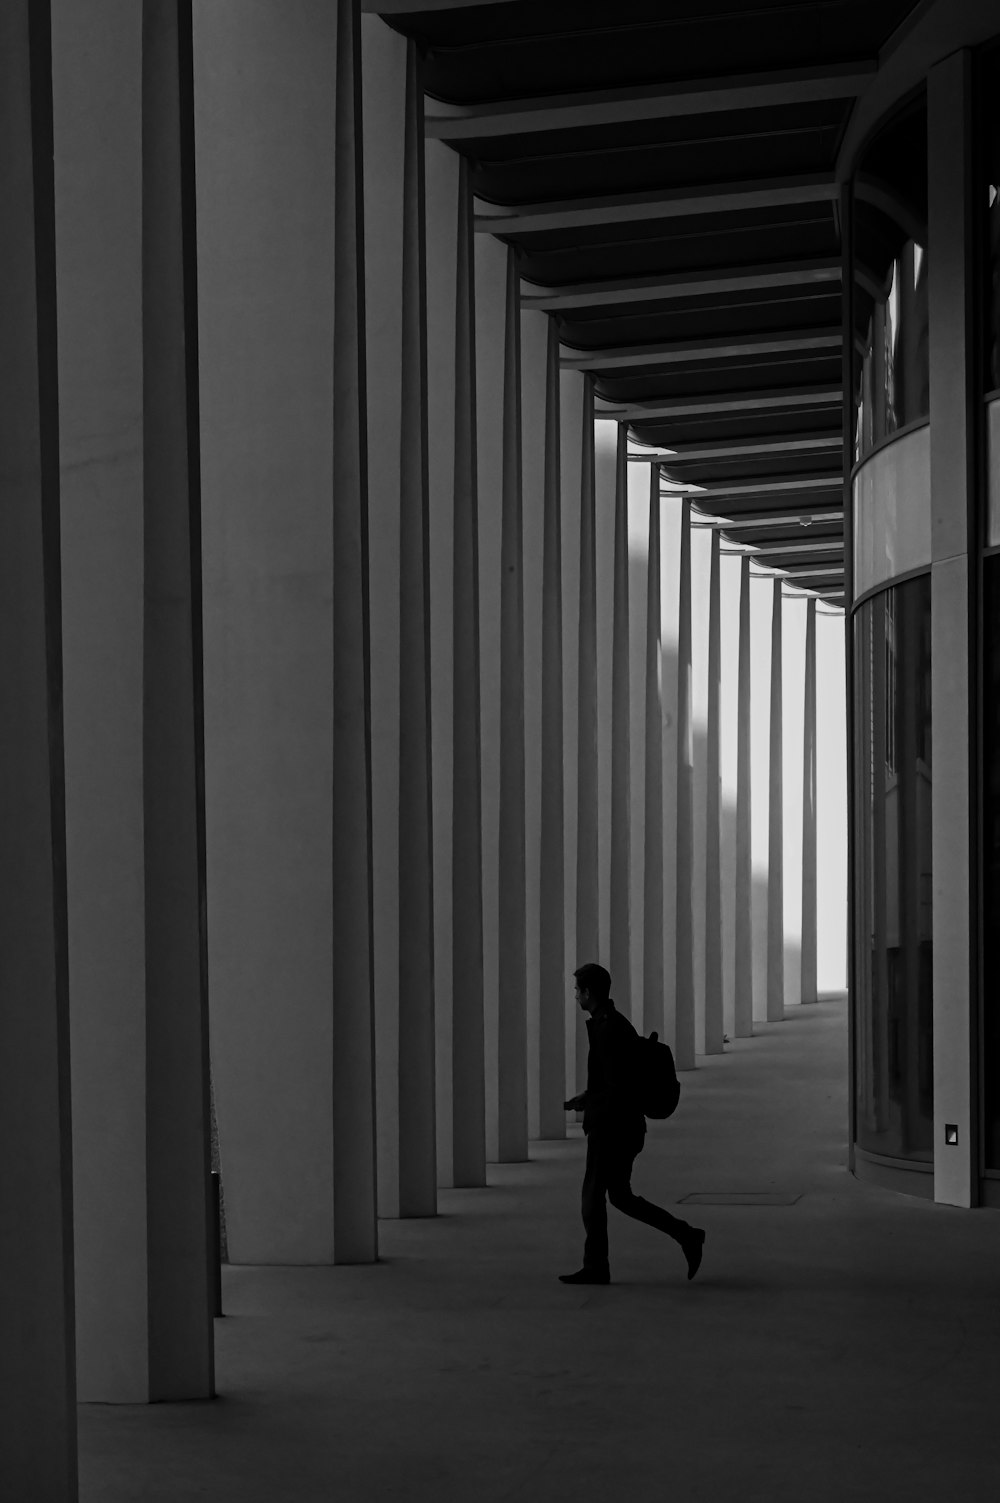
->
left=634, top=1031, right=681, bottom=1119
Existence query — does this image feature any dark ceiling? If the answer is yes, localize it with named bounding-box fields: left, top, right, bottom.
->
left=384, top=0, right=926, bottom=604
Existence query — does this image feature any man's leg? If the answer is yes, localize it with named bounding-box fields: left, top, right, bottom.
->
left=605, top=1140, right=706, bottom=1278
left=580, top=1132, right=610, bottom=1274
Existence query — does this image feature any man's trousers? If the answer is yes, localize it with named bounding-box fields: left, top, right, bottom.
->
left=581, top=1127, right=693, bottom=1273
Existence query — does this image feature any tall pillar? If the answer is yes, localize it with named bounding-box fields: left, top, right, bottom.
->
left=539, top=319, right=567, bottom=1136
left=704, top=531, right=725, bottom=1052
left=733, top=558, right=754, bottom=1036
left=364, top=22, right=436, bottom=1218
left=928, top=51, right=976, bottom=1207
left=194, top=0, right=337, bottom=1263
left=497, top=246, right=528, bottom=1162
left=643, top=471, right=665, bottom=1040
left=425, top=137, right=459, bottom=1185
left=58, top=0, right=214, bottom=1400
left=0, top=2, right=78, bottom=1493
left=767, top=580, right=786, bottom=1021
left=675, top=499, right=697, bottom=1069
left=560, top=368, right=586, bottom=1092
left=396, top=41, right=436, bottom=1213
left=474, top=229, right=507, bottom=1159
left=450, top=159, right=486, bottom=1186
left=576, top=378, right=600, bottom=1089
left=610, top=428, right=632, bottom=1010
left=801, top=598, right=819, bottom=1003
left=332, top=0, right=378, bottom=1261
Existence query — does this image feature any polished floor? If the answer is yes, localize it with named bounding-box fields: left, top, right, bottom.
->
left=79, top=997, right=1000, bottom=1502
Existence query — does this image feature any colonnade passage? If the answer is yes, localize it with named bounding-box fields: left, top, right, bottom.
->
left=22, top=0, right=1000, bottom=1498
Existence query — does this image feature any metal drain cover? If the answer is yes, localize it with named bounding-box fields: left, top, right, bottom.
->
left=676, top=1192, right=802, bottom=1206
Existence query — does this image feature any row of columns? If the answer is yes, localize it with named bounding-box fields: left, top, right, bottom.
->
left=0, top=6, right=828, bottom=1496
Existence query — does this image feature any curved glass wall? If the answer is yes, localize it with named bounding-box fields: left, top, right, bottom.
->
left=982, top=43, right=1000, bottom=1175
left=853, top=576, right=933, bottom=1162
left=853, top=423, right=931, bottom=599
left=852, top=97, right=929, bottom=466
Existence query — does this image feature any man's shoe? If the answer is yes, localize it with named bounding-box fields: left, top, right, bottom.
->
left=558, top=1267, right=610, bottom=1285
left=683, top=1228, right=705, bottom=1281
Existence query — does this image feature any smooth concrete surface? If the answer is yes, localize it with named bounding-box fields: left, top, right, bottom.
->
left=78, top=998, right=1000, bottom=1502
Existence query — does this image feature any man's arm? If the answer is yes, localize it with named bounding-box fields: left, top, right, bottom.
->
left=563, top=1092, right=587, bottom=1111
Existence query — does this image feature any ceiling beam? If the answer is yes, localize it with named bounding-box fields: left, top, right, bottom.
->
left=598, top=385, right=842, bottom=421
left=629, top=434, right=842, bottom=462
left=669, top=475, right=842, bottom=499
left=521, top=259, right=841, bottom=310
left=474, top=173, right=838, bottom=235
left=731, top=539, right=844, bottom=556
left=561, top=330, right=840, bottom=371
left=689, top=510, right=843, bottom=528
left=362, top=0, right=524, bottom=11
left=426, top=62, right=875, bottom=140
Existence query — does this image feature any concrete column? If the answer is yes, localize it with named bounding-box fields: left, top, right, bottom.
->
left=521, top=309, right=547, bottom=1141
left=475, top=229, right=507, bottom=1159
left=576, top=378, right=600, bottom=1089
left=363, top=13, right=404, bottom=1221
left=498, top=246, right=528, bottom=1163
left=425, top=136, right=459, bottom=1187
left=451, top=159, right=486, bottom=1186
left=560, top=368, right=586, bottom=1092
left=660, top=495, right=682, bottom=1054
left=704, top=531, right=725, bottom=1053
left=734, top=558, right=754, bottom=1035
left=0, top=3, right=78, bottom=1493
left=610, top=428, right=632, bottom=1011
left=675, top=499, right=697, bottom=1069
left=642, top=470, right=665, bottom=1040
left=364, top=22, right=437, bottom=1218
left=396, top=42, right=437, bottom=1213
left=595, top=421, right=617, bottom=969
left=690, top=524, right=710, bottom=1052
left=58, top=0, right=214, bottom=1400
left=801, top=598, right=819, bottom=1002
left=539, top=319, right=567, bottom=1137
left=332, top=0, right=378, bottom=1261
left=767, top=580, right=786, bottom=1021
left=194, top=0, right=336, bottom=1263
left=928, top=51, right=975, bottom=1207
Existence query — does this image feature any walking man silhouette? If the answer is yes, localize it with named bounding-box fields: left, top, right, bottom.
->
left=560, top=962, right=705, bottom=1285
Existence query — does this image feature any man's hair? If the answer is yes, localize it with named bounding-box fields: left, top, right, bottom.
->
left=574, top=962, right=611, bottom=1002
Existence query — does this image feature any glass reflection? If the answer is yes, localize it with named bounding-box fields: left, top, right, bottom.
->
left=984, top=43, right=1000, bottom=391
left=852, top=98, right=929, bottom=464
left=853, top=576, right=933, bottom=1161
left=982, top=557, right=1000, bottom=1170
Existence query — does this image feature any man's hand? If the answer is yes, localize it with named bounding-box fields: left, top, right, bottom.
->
left=563, top=1094, right=586, bottom=1111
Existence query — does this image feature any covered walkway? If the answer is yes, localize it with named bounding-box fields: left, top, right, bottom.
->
left=79, top=998, right=1000, bottom=1502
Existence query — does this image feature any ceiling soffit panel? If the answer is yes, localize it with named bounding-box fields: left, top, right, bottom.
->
left=380, top=0, right=927, bottom=589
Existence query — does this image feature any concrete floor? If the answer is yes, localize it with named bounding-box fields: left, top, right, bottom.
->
left=79, top=998, right=1000, bottom=1501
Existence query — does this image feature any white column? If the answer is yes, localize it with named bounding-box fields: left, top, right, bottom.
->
left=450, top=159, right=486, bottom=1186
left=928, top=51, right=975, bottom=1207
left=801, top=598, right=819, bottom=1002
left=750, top=574, right=772, bottom=1022
left=497, top=247, right=528, bottom=1163
left=575, top=379, right=600, bottom=1089
left=690, top=523, right=710, bottom=1052
left=719, top=552, right=742, bottom=1040
left=595, top=420, right=618, bottom=970
left=475, top=229, right=507, bottom=1160
left=425, top=136, right=459, bottom=1184
left=561, top=369, right=586, bottom=1093
left=642, top=470, right=665, bottom=1040
left=60, top=0, right=214, bottom=1399
left=781, top=595, right=807, bottom=1012
left=660, top=494, right=683, bottom=1055
left=703, top=532, right=725, bottom=1052
left=674, top=499, right=697, bottom=1069
left=734, top=558, right=754, bottom=1035
left=538, top=320, right=567, bottom=1137
left=767, top=580, right=786, bottom=1021
left=0, top=3, right=78, bottom=1491
left=195, top=0, right=339, bottom=1262
left=610, top=428, right=632, bottom=1010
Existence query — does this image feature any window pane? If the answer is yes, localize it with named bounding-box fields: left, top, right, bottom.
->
left=852, top=575, right=933, bottom=1161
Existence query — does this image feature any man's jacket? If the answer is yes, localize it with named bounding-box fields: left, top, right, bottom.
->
left=581, top=1000, right=646, bottom=1138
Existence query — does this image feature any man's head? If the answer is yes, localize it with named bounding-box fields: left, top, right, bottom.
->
left=573, top=962, right=611, bottom=1014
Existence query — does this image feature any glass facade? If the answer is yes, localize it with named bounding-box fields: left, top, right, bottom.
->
left=983, top=45, right=1000, bottom=1174
left=852, top=98, right=929, bottom=466
left=853, top=576, right=933, bottom=1162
